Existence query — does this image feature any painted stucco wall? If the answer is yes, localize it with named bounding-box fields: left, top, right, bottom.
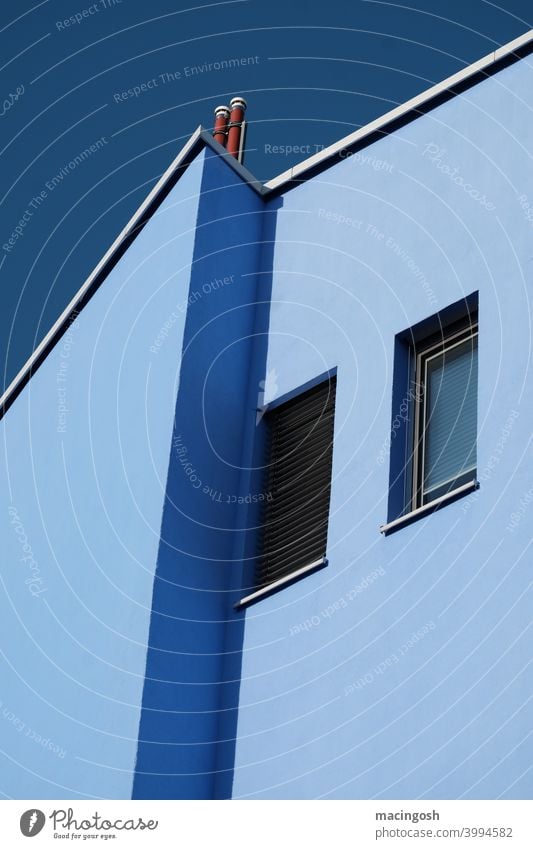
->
left=0, top=149, right=205, bottom=798
left=2, top=54, right=532, bottom=803
left=232, top=57, right=533, bottom=799
left=133, top=147, right=265, bottom=800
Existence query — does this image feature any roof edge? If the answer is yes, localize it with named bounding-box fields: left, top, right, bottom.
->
left=0, top=127, right=266, bottom=419
left=1, top=127, right=202, bottom=418
left=264, top=27, right=533, bottom=191
left=2, top=27, right=532, bottom=418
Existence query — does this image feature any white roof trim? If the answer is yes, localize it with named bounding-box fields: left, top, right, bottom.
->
left=264, top=27, right=533, bottom=189
left=2, top=27, right=532, bottom=417
left=0, top=126, right=205, bottom=415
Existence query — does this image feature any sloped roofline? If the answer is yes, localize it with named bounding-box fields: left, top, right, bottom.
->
left=264, top=27, right=533, bottom=191
left=0, top=130, right=263, bottom=419
left=1, top=27, right=532, bottom=419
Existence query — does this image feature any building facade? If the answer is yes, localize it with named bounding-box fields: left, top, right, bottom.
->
left=1, top=32, right=532, bottom=800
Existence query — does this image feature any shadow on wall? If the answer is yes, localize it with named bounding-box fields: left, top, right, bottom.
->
left=133, top=149, right=281, bottom=799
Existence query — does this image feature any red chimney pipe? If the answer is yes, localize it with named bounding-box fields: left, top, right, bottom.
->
left=226, top=97, right=247, bottom=161
left=213, top=105, right=230, bottom=146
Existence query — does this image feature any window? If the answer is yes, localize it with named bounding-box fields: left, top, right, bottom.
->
left=255, top=376, right=336, bottom=594
left=382, top=295, right=479, bottom=534
left=412, top=320, right=478, bottom=509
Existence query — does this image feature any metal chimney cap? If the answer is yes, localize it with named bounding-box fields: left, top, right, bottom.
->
left=229, top=96, right=247, bottom=111
left=214, top=104, right=230, bottom=116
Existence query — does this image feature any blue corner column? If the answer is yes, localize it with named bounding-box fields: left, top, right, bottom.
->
left=133, top=148, right=267, bottom=799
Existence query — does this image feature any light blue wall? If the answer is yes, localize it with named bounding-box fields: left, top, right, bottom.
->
left=2, top=55, right=532, bottom=802
left=0, top=150, right=205, bottom=798
left=232, top=58, right=533, bottom=799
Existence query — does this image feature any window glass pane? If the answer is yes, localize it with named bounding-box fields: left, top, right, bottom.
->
left=423, top=335, right=477, bottom=498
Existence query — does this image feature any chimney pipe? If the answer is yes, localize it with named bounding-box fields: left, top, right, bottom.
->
left=213, top=104, right=230, bottom=146
left=226, top=97, right=247, bottom=161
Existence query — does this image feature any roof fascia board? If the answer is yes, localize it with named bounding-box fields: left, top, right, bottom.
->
left=1, top=29, right=532, bottom=418
left=0, top=127, right=209, bottom=418
left=0, top=129, right=265, bottom=419
left=200, top=131, right=266, bottom=195
left=264, top=28, right=533, bottom=192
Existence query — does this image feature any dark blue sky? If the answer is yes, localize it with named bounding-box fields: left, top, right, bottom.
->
left=1, top=0, right=531, bottom=391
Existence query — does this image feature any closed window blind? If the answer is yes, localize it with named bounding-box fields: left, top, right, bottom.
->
left=256, top=377, right=336, bottom=590
left=422, top=332, right=478, bottom=503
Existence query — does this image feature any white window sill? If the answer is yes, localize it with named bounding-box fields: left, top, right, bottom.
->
left=235, top=557, right=327, bottom=608
left=380, top=479, right=479, bottom=536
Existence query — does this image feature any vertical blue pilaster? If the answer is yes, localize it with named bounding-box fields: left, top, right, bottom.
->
left=133, top=148, right=267, bottom=799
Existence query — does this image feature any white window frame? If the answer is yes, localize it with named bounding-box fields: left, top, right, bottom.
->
left=412, top=322, right=478, bottom=511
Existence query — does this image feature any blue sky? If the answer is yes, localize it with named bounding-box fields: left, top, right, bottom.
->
left=1, top=0, right=531, bottom=390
